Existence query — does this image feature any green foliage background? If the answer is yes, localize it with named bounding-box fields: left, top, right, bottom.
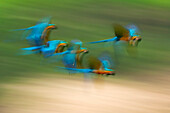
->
left=0, top=0, right=170, bottom=83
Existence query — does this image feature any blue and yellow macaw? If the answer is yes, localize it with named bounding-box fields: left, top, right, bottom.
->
left=21, top=40, right=68, bottom=57
left=50, top=40, right=89, bottom=68
left=13, top=17, right=57, bottom=46
left=87, top=24, right=142, bottom=46
left=56, top=54, right=115, bottom=75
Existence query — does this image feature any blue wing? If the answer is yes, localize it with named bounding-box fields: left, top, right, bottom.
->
left=98, top=52, right=115, bottom=71
left=125, top=24, right=140, bottom=37
left=21, top=45, right=44, bottom=51
left=87, top=37, right=117, bottom=44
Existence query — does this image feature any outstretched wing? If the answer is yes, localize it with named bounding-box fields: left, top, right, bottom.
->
left=98, top=52, right=115, bottom=71
left=35, top=16, right=51, bottom=25
left=113, top=24, right=129, bottom=38
left=87, top=56, right=102, bottom=70
left=125, top=24, right=140, bottom=37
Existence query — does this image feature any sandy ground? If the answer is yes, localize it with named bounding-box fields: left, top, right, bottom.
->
left=0, top=73, right=170, bottom=113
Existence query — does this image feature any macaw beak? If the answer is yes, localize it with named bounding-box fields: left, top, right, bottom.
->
left=78, top=49, right=89, bottom=53
left=83, top=49, right=89, bottom=53
left=137, top=38, right=142, bottom=42
left=130, top=36, right=142, bottom=46
left=135, top=37, right=142, bottom=46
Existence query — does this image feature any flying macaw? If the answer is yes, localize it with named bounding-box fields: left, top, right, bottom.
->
left=13, top=17, right=57, bottom=46
left=56, top=53, right=115, bottom=75
left=87, top=24, right=142, bottom=46
left=21, top=40, right=68, bottom=57
left=49, top=40, right=89, bottom=69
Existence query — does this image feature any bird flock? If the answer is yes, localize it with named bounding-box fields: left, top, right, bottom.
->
left=14, top=17, right=142, bottom=76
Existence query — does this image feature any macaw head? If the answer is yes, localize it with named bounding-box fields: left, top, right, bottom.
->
left=77, top=49, right=89, bottom=53
left=55, top=42, right=68, bottom=53
left=129, top=35, right=142, bottom=46
left=82, top=49, right=89, bottom=53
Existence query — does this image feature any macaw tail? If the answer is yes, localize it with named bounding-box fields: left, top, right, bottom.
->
left=87, top=37, right=117, bottom=44
left=56, top=66, right=92, bottom=73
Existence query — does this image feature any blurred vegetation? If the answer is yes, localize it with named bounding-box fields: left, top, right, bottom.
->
left=0, top=0, right=170, bottom=83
